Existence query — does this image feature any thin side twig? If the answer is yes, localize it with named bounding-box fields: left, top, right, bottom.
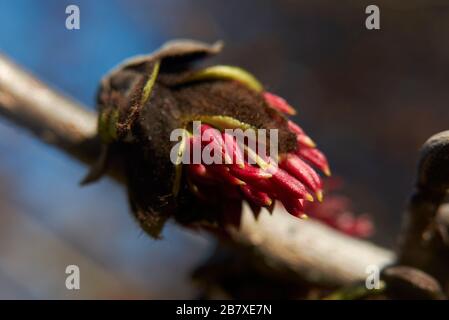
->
left=398, top=130, right=449, bottom=293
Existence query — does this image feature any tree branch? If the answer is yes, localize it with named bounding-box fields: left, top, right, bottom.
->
left=0, top=54, right=99, bottom=163
left=0, top=54, right=395, bottom=286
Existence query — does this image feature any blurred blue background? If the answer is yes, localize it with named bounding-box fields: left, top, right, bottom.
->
left=1, top=0, right=449, bottom=298
left=0, top=0, right=213, bottom=299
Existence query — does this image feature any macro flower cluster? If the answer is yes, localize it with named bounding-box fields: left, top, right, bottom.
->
left=92, top=40, right=372, bottom=238
left=181, top=83, right=331, bottom=219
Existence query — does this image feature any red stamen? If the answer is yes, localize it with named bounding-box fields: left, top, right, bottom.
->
left=240, top=185, right=272, bottom=207
left=297, top=134, right=316, bottom=148
left=280, top=154, right=323, bottom=197
left=208, top=165, right=245, bottom=186
left=297, top=147, right=331, bottom=176
left=230, top=164, right=272, bottom=184
left=200, top=124, right=232, bottom=164
left=287, top=120, right=305, bottom=135
left=281, top=197, right=305, bottom=217
left=263, top=92, right=296, bottom=115
left=268, top=167, right=314, bottom=202
left=222, top=131, right=245, bottom=167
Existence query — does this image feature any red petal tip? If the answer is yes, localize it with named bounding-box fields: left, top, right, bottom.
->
left=305, top=193, right=314, bottom=202
left=287, top=120, right=304, bottom=135
left=316, top=190, right=323, bottom=202
left=264, top=92, right=297, bottom=115
left=298, top=135, right=316, bottom=148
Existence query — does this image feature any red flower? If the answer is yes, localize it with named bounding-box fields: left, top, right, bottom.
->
left=94, top=39, right=371, bottom=238
left=184, top=90, right=330, bottom=219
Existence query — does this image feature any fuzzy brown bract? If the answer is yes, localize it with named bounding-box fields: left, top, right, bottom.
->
left=90, top=40, right=297, bottom=238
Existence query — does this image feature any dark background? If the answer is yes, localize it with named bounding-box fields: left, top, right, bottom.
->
left=0, top=0, right=448, bottom=298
